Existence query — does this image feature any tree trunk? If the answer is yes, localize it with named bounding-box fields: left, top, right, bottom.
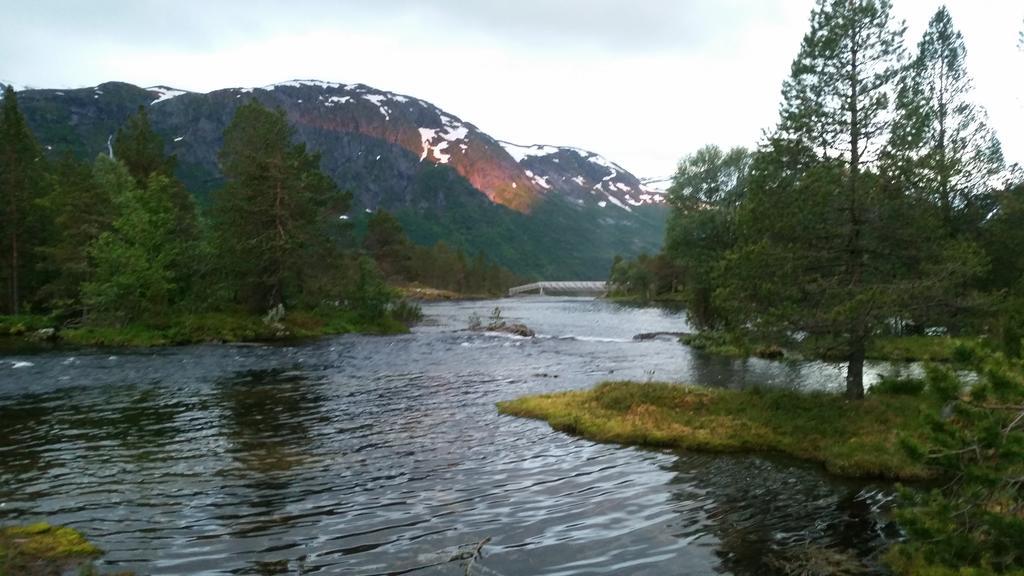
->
left=846, top=339, right=866, bottom=399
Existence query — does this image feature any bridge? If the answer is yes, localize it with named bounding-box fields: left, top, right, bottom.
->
left=507, top=281, right=608, bottom=297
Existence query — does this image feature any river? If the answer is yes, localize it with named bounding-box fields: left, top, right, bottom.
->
left=0, top=297, right=907, bottom=575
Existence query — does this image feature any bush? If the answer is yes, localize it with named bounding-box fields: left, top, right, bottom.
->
left=870, top=376, right=926, bottom=396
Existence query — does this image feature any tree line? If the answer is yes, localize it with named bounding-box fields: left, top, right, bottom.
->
left=0, top=93, right=517, bottom=336
left=612, top=3, right=1023, bottom=399
left=362, top=210, right=523, bottom=296
left=612, top=6, right=1024, bottom=572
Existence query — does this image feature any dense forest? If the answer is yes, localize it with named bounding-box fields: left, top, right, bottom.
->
left=608, top=4, right=1024, bottom=573
left=0, top=93, right=521, bottom=344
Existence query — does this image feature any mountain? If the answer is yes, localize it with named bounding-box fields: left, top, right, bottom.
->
left=13, top=80, right=668, bottom=279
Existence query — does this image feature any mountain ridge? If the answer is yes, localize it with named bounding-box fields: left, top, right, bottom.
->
left=12, top=79, right=668, bottom=278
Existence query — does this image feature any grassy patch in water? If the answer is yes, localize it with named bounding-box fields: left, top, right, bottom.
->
left=497, top=381, right=938, bottom=480
left=865, top=335, right=977, bottom=363
left=0, top=523, right=102, bottom=575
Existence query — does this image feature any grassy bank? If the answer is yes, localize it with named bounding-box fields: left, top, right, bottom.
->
left=0, top=523, right=123, bottom=576
left=498, top=381, right=938, bottom=480
left=679, top=330, right=977, bottom=363
left=0, top=308, right=410, bottom=349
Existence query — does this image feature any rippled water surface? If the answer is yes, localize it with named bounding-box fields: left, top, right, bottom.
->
left=0, top=298, right=904, bottom=575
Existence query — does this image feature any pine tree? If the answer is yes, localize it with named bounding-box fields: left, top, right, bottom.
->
left=83, top=158, right=185, bottom=324
left=36, top=154, right=114, bottom=314
left=363, top=211, right=412, bottom=281
left=0, top=86, right=48, bottom=315
left=114, top=106, right=199, bottom=249
left=113, top=106, right=175, bottom=186
left=719, top=0, right=985, bottom=399
left=888, top=6, right=1005, bottom=232
left=211, top=100, right=349, bottom=313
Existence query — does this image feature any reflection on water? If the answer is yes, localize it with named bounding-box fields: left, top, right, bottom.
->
left=0, top=297, right=901, bottom=575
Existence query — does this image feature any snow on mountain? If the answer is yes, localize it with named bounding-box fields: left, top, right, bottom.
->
left=499, top=141, right=667, bottom=212
left=147, top=86, right=189, bottom=105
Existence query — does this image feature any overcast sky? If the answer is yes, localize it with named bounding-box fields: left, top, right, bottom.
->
left=4, top=0, right=1023, bottom=178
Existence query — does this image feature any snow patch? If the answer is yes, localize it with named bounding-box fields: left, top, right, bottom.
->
left=530, top=173, right=551, bottom=190
left=9, top=360, right=33, bottom=369
left=572, top=176, right=587, bottom=186
left=323, top=95, right=351, bottom=107
left=173, top=136, right=184, bottom=142
left=598, top=201, right=608, bottom=208
left=417, top=116, right=470, bottom=164
left=499, top=142, right=560, bottom=162
left=362, top=94, right=391, bottom=120
left=605, top=194, right=633, bottom=212
left=268, top=79, right=343, bottom=90
left=148, top=86, right=187, bottom=105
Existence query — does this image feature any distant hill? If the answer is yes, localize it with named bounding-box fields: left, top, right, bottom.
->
left=14, top=80, right=669, bottom=279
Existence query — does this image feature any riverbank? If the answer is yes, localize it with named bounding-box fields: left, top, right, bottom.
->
left=498, top=381, right=937, bottom=480
left=0, top=308, right=411, bottom=349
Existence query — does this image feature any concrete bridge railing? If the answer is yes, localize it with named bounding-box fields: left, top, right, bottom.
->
left=507, top=281, right=608, bottom=297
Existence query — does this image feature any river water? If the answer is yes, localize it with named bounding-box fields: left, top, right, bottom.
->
left=0, top=297, right=907, bottom=575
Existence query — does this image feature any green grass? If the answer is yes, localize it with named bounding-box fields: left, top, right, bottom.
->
left=0, top=315, right=55, bottom=336
left=866, top=335, right=977, bottom=362
left=679, top=331, right=784, bottom=359
left=498, top=381, right=939, bottom=480
left=0, top=523, right=101, bottom=576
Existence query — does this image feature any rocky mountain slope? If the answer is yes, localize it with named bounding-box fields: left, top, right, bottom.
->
left=13, top=80, right=668, bottom=278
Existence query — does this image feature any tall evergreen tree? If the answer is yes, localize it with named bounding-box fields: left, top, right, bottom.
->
left=363, top=210, right=412, bottom=281
left=719, top=0, right=985, bottom=399
left=36, top=155, right=114, bottom=314
left=888, top=6, right=1005, bottom=232
left=113, top=106, right=199, bottom=246
left=0, top=86, right=47, bottom=315
left=113, top=106, right=175, bottom=186
left=211, top=100, right=349, bottom=312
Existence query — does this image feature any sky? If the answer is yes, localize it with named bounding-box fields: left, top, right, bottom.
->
left=3, top=0, right=1023, bottom=179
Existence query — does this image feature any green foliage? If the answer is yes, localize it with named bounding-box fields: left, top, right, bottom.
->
left=866, top=335, right=977, bottom=362
left=887, top=6, right=1005, bottom=235
left=82, top=160, right=191, bottom=325
left=363, top=210, right=412, bottom=280
left=347, top=256, right=393, bottom=321
left=0, top=86, right=49, bottom=315
left=712, top=1, right=993, bottom=400
left=888, top=349, right=1024, bottom=574
left=35, top=155, right=114, bottom=315
left=870, top=376, right=927, bottom=396
left=363, top=209, right=522, bottom=296
left=663, top=145, right=751, bottom=326
left=113, top=106, right=176, bottom=186
left=0, top=93, right=425, bottom=344
left=210, top=99, right=351, bottom=313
